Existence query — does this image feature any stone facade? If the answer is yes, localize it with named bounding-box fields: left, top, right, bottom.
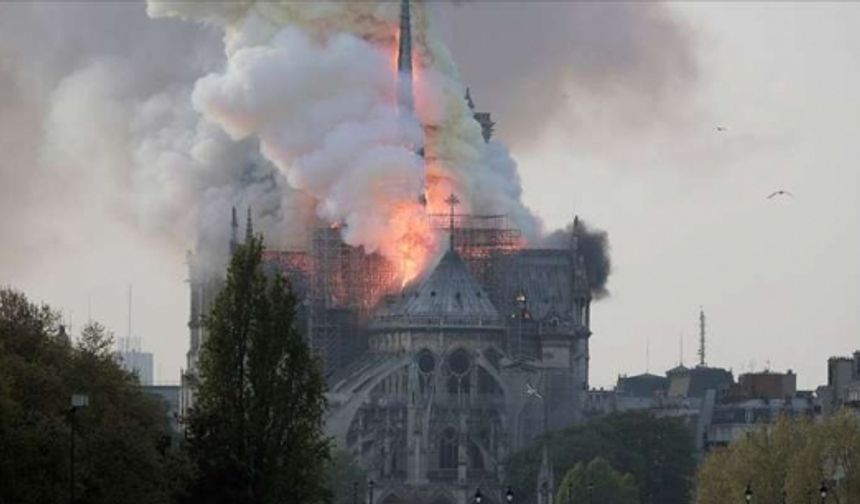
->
left=325, top=238, right=592, bottom=504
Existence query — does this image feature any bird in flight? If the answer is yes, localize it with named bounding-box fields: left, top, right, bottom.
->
left=716, top=126, right=727, bottom=132
left=526, top=383, right=543, bottom=399
left=767, top=190, right=793, bottom=199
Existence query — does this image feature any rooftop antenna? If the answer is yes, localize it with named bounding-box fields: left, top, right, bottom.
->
left=698, top=307, right=706, bottom=367
left=646, top=334, right=650, bottom=373
left=679, top=331, right=684, bottom=367
left=127, top=284, right=133, bottom=353
left=445, top=193, right=460, bottom=250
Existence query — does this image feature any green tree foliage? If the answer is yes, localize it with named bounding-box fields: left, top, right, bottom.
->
left=695, top=412, right=860, bottom=504
left=0, top=288, right=187, bottom=504
left=505, top=411, right=695, bottom=504
left=326, top=450, right=367, bottom=504
left=186, top=235, right=330, bottom=504
left=556, top=457, right=638, bottom=504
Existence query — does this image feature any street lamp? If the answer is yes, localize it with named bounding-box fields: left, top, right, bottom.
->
left=505, top=487, right=514, bottom=503
left=474, top=488, right=483, bottom=504
left=744, top=482, right=753, bottom=503
left=68, top=393, right=89, bottom=504
left=819, top=482, right=828, bottom=502
left=588, top=482, right=594, bottom=504
left=368, top=480, right=375, bottom=504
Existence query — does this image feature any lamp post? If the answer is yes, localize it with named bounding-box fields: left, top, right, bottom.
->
left=505, top=487, right=514, bottom=504
left=68, top=393, right=89, bottom=504
left=368, top=480, right=375, bottom=504
left=744, top=482, right=753, bottom=503
left=588, top=482, right=594, bottom=504
left=819, top=482, right=828, bottom=503
left=474, top=488, right=483, bottom=504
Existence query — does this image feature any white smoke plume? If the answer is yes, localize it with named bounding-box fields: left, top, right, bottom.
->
left=148, top=0, right=542, bottom=278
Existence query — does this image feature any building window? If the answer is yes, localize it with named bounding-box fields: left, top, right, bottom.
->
left=439, top=427, right=458, bottom=469
left=468, top=441, right=485, bottom=470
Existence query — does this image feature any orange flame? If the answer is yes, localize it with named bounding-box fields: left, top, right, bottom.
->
left=384, top=200, right=435, bottom=286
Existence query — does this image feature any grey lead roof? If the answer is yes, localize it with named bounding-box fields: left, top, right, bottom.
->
left=373, top=249, right=502, bottom=328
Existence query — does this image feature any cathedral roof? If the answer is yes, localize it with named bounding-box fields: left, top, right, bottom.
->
left=373, top=249, right=502, bottom=329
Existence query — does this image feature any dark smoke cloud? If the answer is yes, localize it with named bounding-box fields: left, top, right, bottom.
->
left=542, top=219, right=612, bottom=299
left=435, top=2, right=697, bottom=148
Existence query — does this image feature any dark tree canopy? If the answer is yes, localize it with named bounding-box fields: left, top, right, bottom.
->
left=186, top=235, right=330, bottom=504
left=557, top=457, right=639, bottom=504
left=0, top=288, right=188, bottom=504
left=505, top=411, right=696, bottom=504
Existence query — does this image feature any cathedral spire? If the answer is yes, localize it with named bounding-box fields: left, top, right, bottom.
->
left=397, top=0, right=415, bottom=113
left=397, top=0, right=427, bottom=206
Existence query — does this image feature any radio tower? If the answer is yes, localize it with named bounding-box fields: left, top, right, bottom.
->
left=698, top=307, right=706, bottom=367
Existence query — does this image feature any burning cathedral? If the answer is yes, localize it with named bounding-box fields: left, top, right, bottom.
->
left=182, top=2, right=599, bottom=503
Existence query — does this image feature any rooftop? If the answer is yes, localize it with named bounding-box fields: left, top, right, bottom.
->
left=372, top=249, right=503, bottom=329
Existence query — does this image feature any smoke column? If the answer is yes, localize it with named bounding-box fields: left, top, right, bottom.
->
left=147, top=1, right=542, bottom=281
left=541, top=218, right=612, bottom=298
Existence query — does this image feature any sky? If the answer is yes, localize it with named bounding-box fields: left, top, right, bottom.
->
left=1, top=2, right=858, bottom=389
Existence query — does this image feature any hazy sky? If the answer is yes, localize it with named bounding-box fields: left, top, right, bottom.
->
left=1, top=2, right=858, bottom=389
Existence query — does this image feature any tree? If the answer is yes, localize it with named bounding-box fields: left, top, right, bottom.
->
left=186, top=235, right=330, bottom=504
left=556, top=457, right=638, bottom=504
left=0, top=288, right=187, bottom=504
left=695, top=412, right=860, bottom=504
left=326, top=450, right=367, bottom=504
left=505, top=411, right=695, bottom=504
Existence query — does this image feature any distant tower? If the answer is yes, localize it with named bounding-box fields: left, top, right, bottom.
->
left=698, top=307, right=706, bottom=367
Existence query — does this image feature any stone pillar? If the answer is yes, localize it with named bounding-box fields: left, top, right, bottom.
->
left=457, top=414, right=467, bottom=484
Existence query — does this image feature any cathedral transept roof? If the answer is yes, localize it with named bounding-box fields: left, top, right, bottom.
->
left=373, top=249, right=502, bottom=328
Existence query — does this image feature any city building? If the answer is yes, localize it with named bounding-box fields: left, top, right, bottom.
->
left=817, top=351, right=860, bottom=415
left=116, top=349, right=154, bottom=386
left=143, top=385, right=181, bottom=433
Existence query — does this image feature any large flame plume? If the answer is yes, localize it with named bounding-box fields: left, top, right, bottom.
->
left=148, top=1, right=541, bottom=283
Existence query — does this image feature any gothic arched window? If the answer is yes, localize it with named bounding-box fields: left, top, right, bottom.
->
left=439, top=427, right=458, bottom=469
